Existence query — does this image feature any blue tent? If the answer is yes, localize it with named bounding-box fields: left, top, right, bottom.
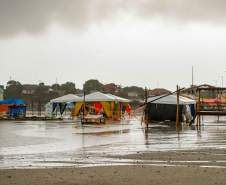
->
left=0, top=99, right=25, bottom=105
left=0, top=99, right=26, bottom=118
left=9, top=105, right=26, bottom=118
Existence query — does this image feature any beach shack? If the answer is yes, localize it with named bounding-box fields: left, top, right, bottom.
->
left=0, top=99, right=26, bottom=119
left=50, top=94, right=82, bottom=117
left=72, top=91, right=131, bottom=120
left=146, top=94, right=196, bottom=123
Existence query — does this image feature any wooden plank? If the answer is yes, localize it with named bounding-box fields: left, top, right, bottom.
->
left=197, top=87, right=226, bottom=91
left=197, top=111, right=226, bottom=116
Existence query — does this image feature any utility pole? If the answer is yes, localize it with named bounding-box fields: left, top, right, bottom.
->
left=222, top=76, right=224, bottom=88
left=219, top=75, right=223, bottom=88
left=214, top=80, right=218, bottom=87
left=192, top=66, right=194, bottom=86
left=224, top=71, right=226, bottom=87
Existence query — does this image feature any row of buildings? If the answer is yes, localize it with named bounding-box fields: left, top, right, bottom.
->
left=0, top=85, right=3, bottom=100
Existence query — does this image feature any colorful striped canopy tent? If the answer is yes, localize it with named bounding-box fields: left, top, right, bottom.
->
left=72, top=91, right=131, bottom=119
left=107, top=93, right=131, bottom=103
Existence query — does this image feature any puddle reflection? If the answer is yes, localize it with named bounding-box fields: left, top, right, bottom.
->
left=0, top=116, right=226, bottom=168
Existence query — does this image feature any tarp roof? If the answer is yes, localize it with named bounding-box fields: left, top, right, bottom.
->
left=0, top=99, right=25, bottom=105
left=147, top=94, right=196, bottom=105
left=80, top=91, right=115, bottom=102
left=50, top=94, right=82, bottom=103
left=107, top=94, right=131, bottom=103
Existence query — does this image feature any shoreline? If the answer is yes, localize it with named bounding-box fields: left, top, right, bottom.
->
left=1, top=148, right=226, bottom=185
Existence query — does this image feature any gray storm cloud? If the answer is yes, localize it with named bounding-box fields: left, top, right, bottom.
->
left=0, top=0, right=226, bottom=37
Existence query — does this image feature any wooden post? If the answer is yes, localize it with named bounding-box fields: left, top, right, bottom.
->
left=144, top=87, right=148, bottom=127
left=82, top=91, right=85, bottom=124
left=176, top=85, right=180, bottom=128
left=40, top=102, right=41, bottom=117
left=31, top=101, right=34, bottom=116
left=197, top=89, right=201, bottom=126
left=38, top=101, right=41, bottom=117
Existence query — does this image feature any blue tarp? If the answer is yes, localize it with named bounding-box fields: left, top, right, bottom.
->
left=0, top=99, right=26, bottom=118
left=0, top=99, right=25, bottom=105
left=9, top=106, right=26, bottom=118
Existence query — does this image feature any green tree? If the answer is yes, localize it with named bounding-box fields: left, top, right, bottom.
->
left=83, top=79, right=103, bottom=94
left=33, top=83, right=49, bottom=103
left=4, top=80, right=23, bottom=99
left=60, top=82, right=76, bottom=94
left=51, top=83, right=60, bottom=91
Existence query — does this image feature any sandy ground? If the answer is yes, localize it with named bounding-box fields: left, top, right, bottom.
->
left=1, top=149, right=226, bottom=185
left=1, top=165, right=226, bottom=185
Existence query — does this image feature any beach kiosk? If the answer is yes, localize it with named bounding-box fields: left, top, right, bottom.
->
left=146, top=94, right=196, bottom=123
left=72, top=91, right=131, bottom=122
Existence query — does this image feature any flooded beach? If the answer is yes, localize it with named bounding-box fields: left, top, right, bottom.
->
left=1, top=117, right=226, bottom=185
left=1, top=116, right=226, bottom=169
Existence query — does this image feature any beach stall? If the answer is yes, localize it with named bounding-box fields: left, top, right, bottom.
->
left=72, top=91, right=131, bottom=121
left=0, top=99, right=26, bottom=119
left=107, top=93, right=132, bottom=117
left=146, top=94, right=196, bottom=123
left=50, top=94, right=82, bottom=117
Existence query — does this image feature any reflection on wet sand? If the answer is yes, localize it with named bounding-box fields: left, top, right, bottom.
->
left=0, top=116, right=226, bottom=169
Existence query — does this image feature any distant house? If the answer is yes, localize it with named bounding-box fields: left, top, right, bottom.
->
left=22, top=84, right=38, bottom=95
left=148, top=88, right=171, bottom=97
left=182, top=84, right=217, bottom=98
left=0, top=86, right=4, bottom=100
left=128, top=91, right=139, bottom=98
left=102, top=83, right=121, bottom=94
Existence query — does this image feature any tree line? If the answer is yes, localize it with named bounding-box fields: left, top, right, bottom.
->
left=3, top=79, right=145, bottom=105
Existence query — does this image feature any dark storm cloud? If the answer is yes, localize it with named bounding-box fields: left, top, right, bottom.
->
left=0, top=0, right=226, bottom=37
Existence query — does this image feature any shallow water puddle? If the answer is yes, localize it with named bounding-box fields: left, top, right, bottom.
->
left=1, top=116, right=226, bottom=168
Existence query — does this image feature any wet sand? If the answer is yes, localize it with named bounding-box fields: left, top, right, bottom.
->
left=1, top=117, right=226, bottom=184
left=118, top=148, right=226, bottom=164
left=0, top=155, right=226, bottom=185
left=1, top=149, right=226, bottom=185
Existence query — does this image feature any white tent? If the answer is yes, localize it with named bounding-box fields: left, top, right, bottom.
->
left=50, top=94, right=82, bottom=103
left=147, top=94, right=196, bottom=105
left=79, top=91, right=115, bottom=102
left=107, top=94, right=131, bottom=103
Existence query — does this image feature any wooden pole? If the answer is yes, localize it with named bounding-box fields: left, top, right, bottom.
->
left=195, top=88, right=200, bottom=127
left=198, top=89, right=201, bottom=126
left=82, top=90, right=85, bottom=124
left=40, top=102, right=41, bottom=117
left=31, top=101, right=34, bottom=116
left=144, top=87, right=148, bottom=127
left=176, top=85, right=180, bottom=128
left=38, top=101, right=41, bottom=117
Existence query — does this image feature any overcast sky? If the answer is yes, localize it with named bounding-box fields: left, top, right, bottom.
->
left=0, top=0, right=226, bottom=90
